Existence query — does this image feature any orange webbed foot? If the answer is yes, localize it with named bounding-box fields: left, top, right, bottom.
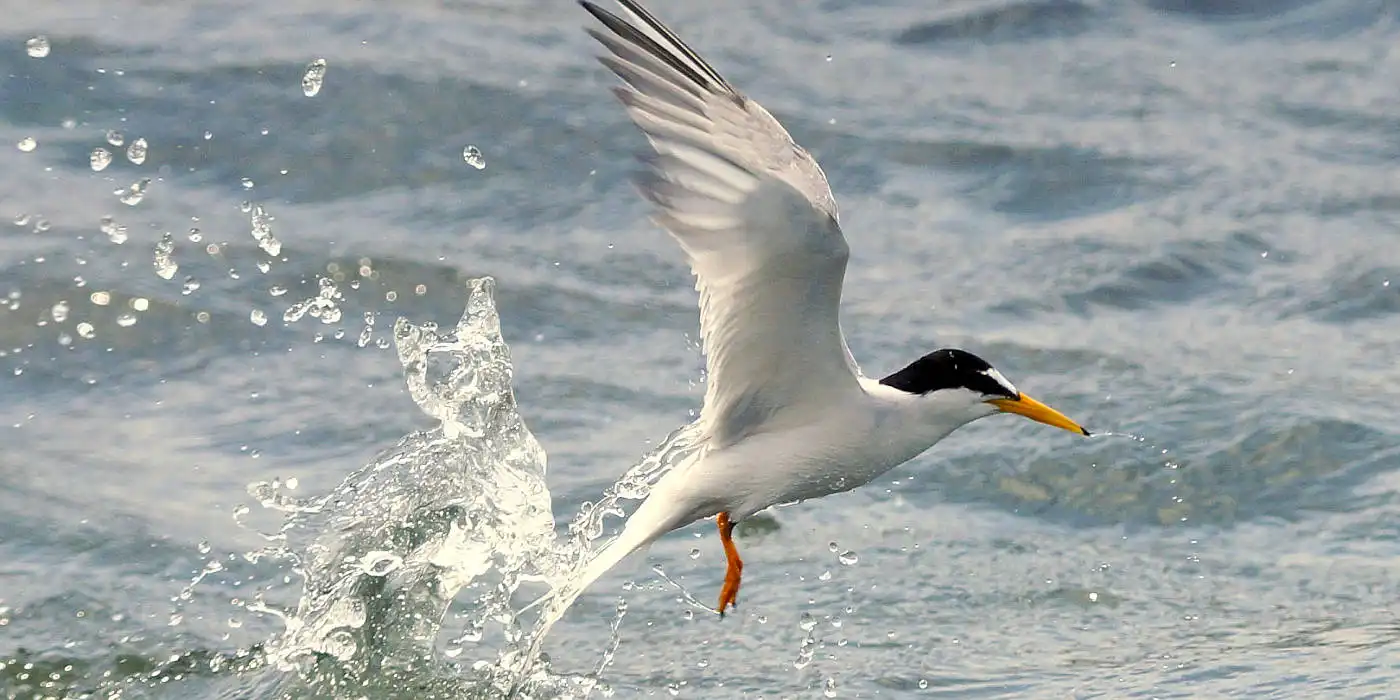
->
left=716, top=512, right=743, bottom=617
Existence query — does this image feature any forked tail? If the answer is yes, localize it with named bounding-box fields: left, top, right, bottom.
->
left=526, top=488, right=692, bottom=651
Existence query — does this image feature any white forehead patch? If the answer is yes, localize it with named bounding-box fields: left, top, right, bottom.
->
left=980, top=368, right=1018, bottom=397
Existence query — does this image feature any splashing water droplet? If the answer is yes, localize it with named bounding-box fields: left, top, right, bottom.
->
left=823, top=677, right=838, bottom=697
left=116, top=178, right=150, bottom=206
left=153, top=232, right=178, bottom=280
left=126, top=137, right=147, bottom=165
left=837, top=549, right=858, bottom=566
left=360, top=551, right=404, bottom=577
left=100, top=216, right=128, bottom=244
left=76, top=322, right=94, bottom=339
left=105, top=130, right=124, bottom=147
left=462, top=145, right=486, bottom=170
left=197, top=540, right=212, bottom=555
left=249, top=204, right=282, bottom=256
left=115, top=313, right=137, bottom=328
left=688, top=548, right=700, bottom=560
left=269, top=285, right=287, bottom=297
left=302, top=58, right=327, bottom=97
left=50, top=301, right=69, bottom=323
left=90, top=147, right=112, bottom=171
left=356, top=325, right=373, bottom=348
left=16, top=137, right=36, bottom=152
left=250, top=309, right=267, bottom=326
left=181, top=277, right=201, bottom=296
left=25, top=36, right=50, bottom=58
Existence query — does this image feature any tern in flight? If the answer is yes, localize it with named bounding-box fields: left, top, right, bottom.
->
left=556, top=0, right=1090, bottom=621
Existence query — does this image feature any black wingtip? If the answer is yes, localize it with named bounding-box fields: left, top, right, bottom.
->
left=578, top=1, right=609, bottom=26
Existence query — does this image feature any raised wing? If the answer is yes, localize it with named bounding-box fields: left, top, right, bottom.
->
left=582, top=0, right=863, bottom=448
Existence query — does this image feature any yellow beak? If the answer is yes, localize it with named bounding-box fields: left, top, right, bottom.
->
left=987, top=394, right=1090, bottom=436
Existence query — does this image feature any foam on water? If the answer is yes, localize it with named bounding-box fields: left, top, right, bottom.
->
left=235, top=277, right=702, bottom=698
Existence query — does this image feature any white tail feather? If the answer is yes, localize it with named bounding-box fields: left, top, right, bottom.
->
left=529, top=482, right=696, bottom=645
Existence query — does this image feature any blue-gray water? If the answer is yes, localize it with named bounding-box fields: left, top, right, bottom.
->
left=3, top=0, right=1400, bottom=697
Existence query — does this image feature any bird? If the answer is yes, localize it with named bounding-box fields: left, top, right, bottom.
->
left=550, top=0, right=1091, bottom=626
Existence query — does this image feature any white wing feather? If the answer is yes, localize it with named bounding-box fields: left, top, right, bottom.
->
left=584, top=0, right=862, bottom=448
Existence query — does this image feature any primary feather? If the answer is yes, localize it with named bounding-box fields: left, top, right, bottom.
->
left=583, top=0, right=863, bottom=449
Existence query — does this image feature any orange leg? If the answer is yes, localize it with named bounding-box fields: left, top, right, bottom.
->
left=716, top=511, right=743, bottom=617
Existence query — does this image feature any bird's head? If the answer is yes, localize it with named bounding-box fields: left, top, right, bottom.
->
left=878, top=348, right=1090, bottom=436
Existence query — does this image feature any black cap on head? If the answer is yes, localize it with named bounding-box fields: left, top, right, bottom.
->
left=878, top=349, right=1018, bottom=399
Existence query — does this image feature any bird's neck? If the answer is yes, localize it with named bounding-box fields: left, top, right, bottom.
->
left=857, top=377, right=978, bottom=466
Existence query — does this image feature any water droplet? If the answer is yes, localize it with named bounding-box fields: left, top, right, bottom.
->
left=32, top=219, right=49, bottom=233
left=167, top=613, right=183, bottom=627
left=837, top=549, right=858, bottom=566
left=818, top=570, right=832, bottom=581
left=688, top=548, right=701, bottom=559
left=105, top=130, right=124, bottom=147
left=12, top=214, right=31, bottom=227
left=126, top=137, right=147, bottom=165
left=131, top=297, right=149, bottom=312
left=302, top=58, right=327, bottom=97
left=153, top=232, right=178, bottom=280
left=269, top=285, right=287, bottom=297
left=115, top=178, right=150, bottom=206
left=356, top=325, right=373, bottom=347
left=75, top=322, right=94, bottom=339
left=249, top=205, right=281, bottom=256
left=918, top=679, right=929, bottom=689
left=250, top=309, right=267, bottom=326
left=241, top=178, right=254, bottom=189
left=181, top=277, right=201, bottom=295
left=16, top=137, right=36, bottom=152
left=99, top=216, right=128, bottom=244
left=256, top=260, right=270, bottom=273
left=50, top=301, right=69, bottom=323
left=799, top=612, right=818, bottom=631
left=115, top=313, right=137, bottom=327
left=462, top=145, right=486, bottom=170
left=823, top=677, right=837, bottom=697
left=360, top=551, right=403, bottom=577
left=89, top=147, right=112, bottom=171
left=227, top=617, right=243, bottom=629
left=196, top=540, right=211, bottom=554
left=25, top=36, right=50, bottom=58
left=89, top=291, right=111, bottom=306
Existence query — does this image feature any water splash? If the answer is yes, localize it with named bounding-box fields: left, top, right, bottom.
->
left=239, top=277, right=702, bottom=698
left=302, top=59, right=328, bottom=97
left=90, top=147, right=112, bottom=171
left=462, top=145, right=486, bottom=170
left=25, top=35, right=50, bottom=58
left=127, top=137, right=148, bottom=165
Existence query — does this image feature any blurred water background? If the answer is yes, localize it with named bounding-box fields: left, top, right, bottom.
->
left=2, top=0, right=1399, bottom=697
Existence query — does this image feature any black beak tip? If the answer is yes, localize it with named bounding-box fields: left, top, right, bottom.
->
left=1080, top=427, right=1092, bottom=437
